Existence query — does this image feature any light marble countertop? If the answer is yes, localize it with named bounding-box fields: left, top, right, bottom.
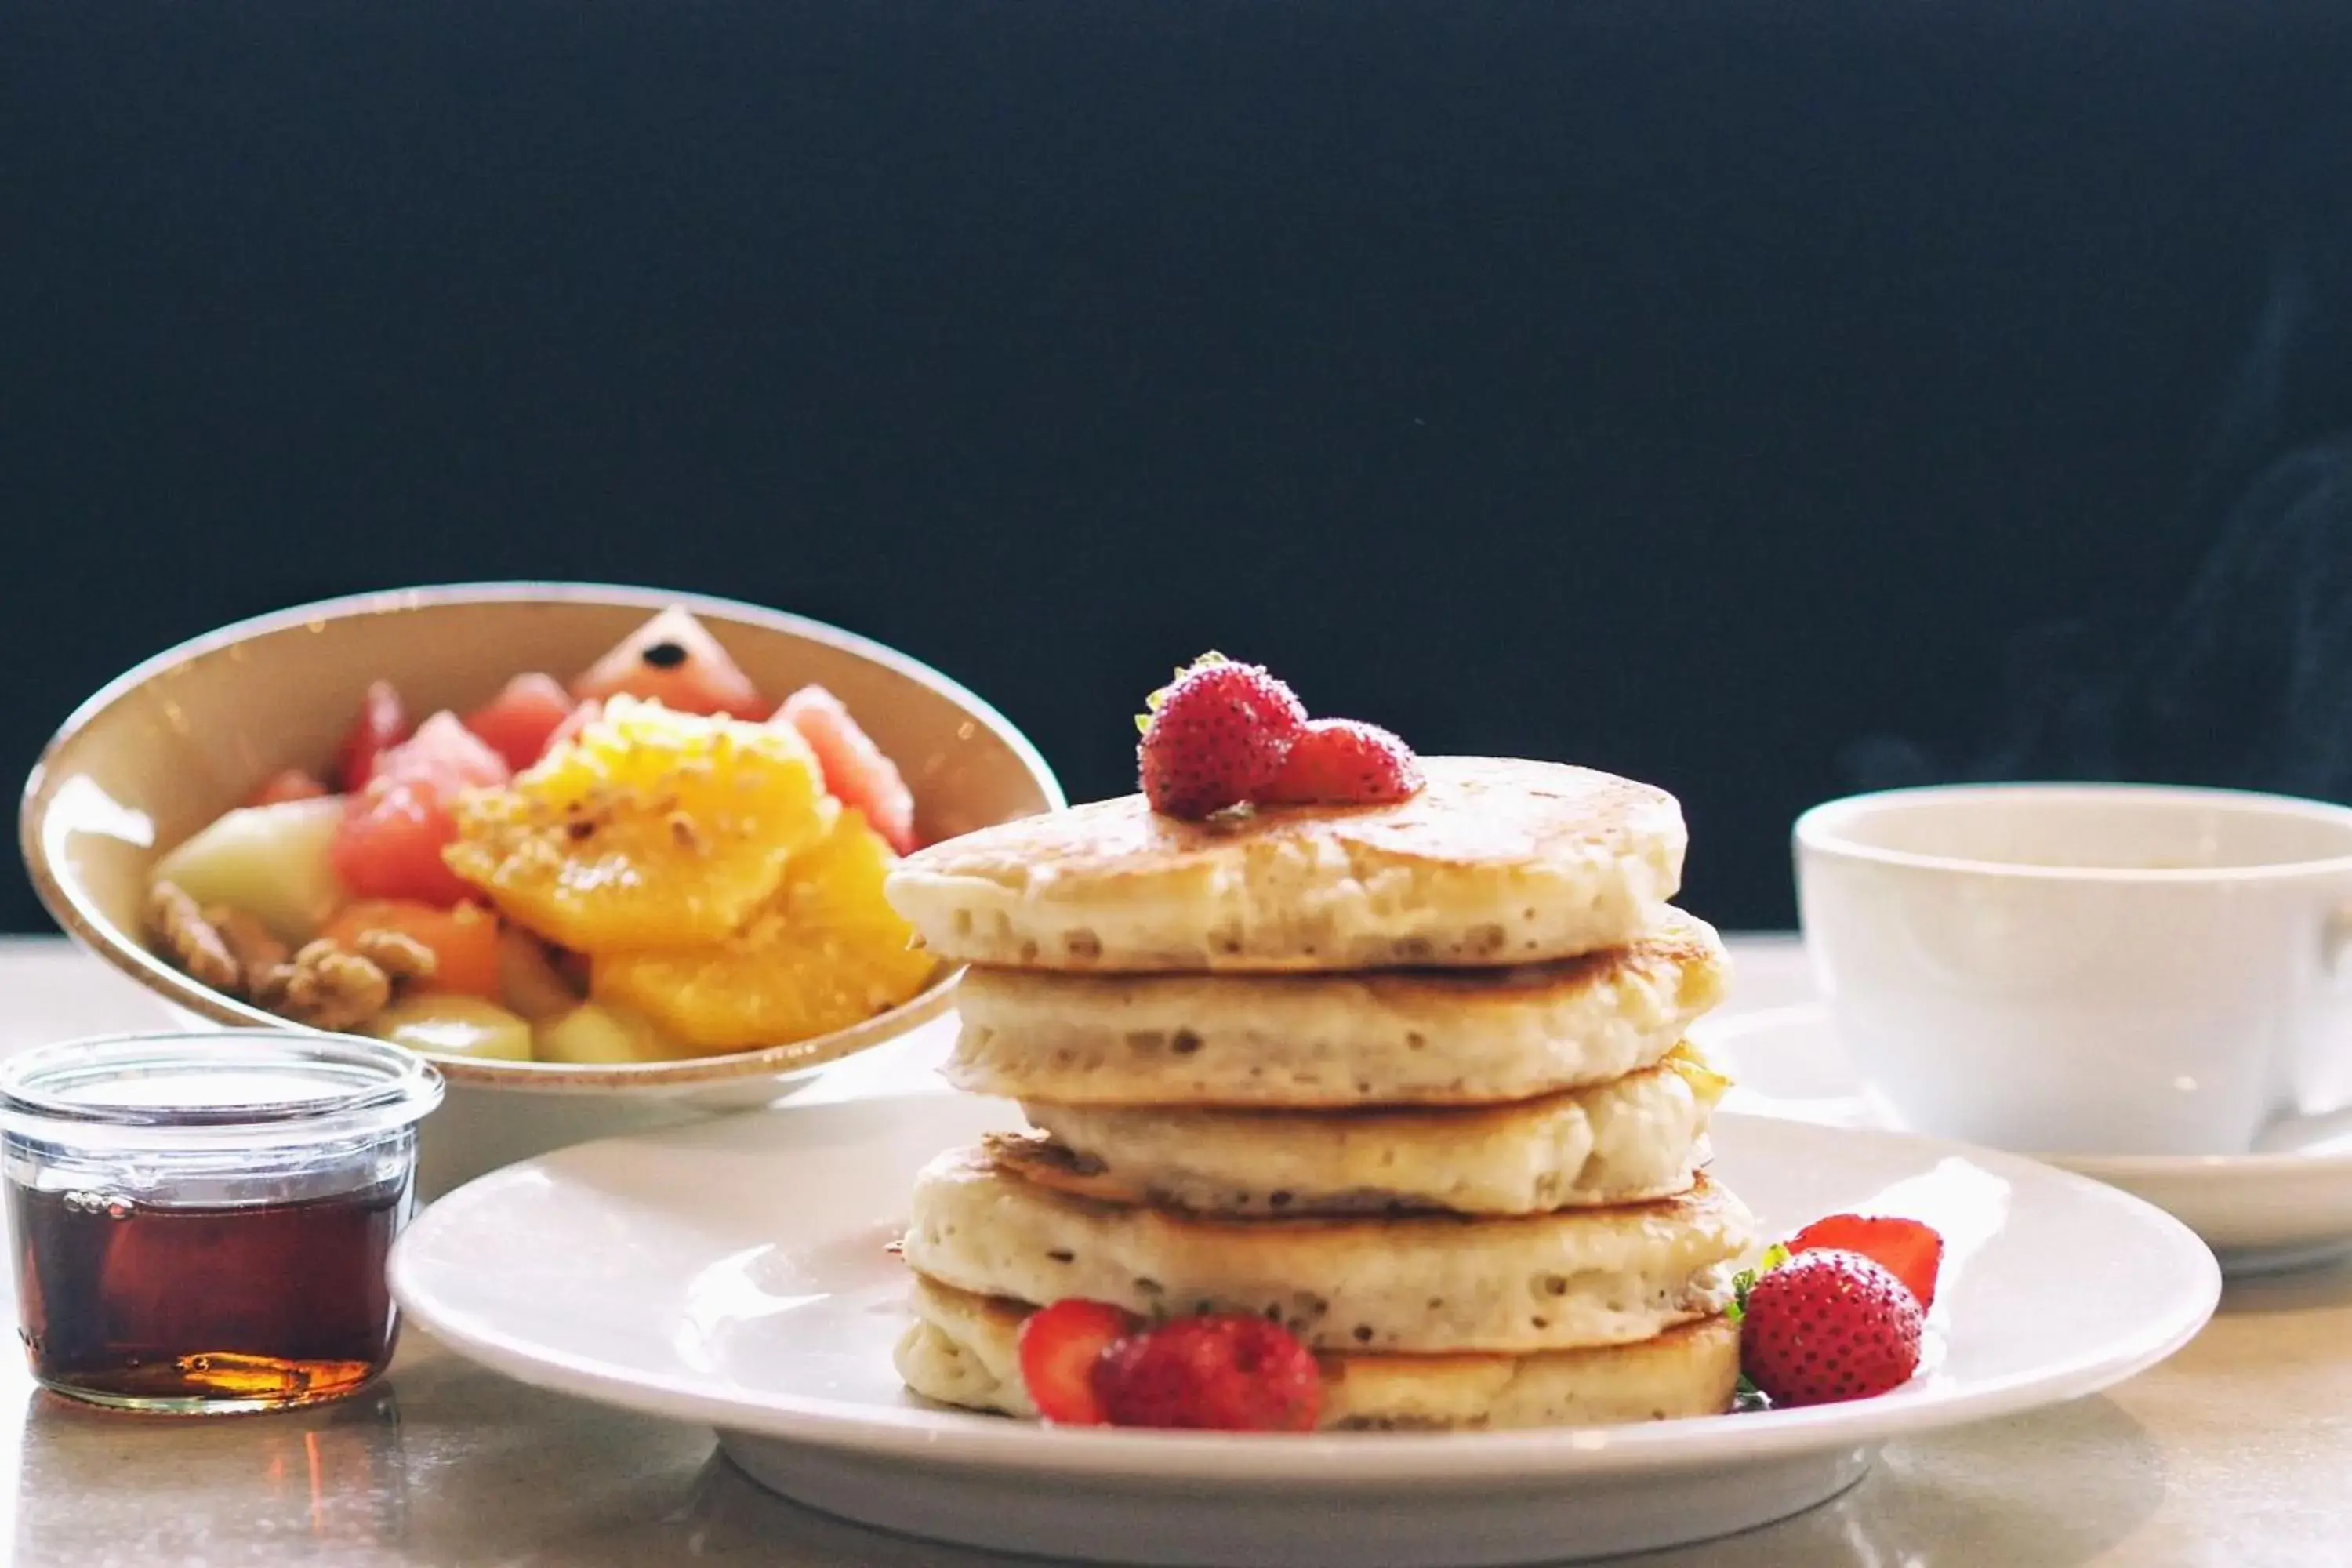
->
left=0, top=935, right=2344, bottom=1568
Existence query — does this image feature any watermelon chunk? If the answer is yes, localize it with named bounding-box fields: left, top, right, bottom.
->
left=570, top=608, right=766, bottom=720
left=336, top=680, right=412, bottom=793
left=464, top=673, right=576, bottom=772
left=376, top=711, right=512, bottom=795
left=329, top=712, right=512, bottom=907
left=538, top=697, right=601, bottom=760
left=331, top=781, right=475, bottom=906
left=774, top=684, right=919, bottom=855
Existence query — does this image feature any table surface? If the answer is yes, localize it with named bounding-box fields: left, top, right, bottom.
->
left=0, top=934, right=2343, bottom=1568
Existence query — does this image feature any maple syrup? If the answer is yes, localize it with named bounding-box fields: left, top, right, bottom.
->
left=10, top=1175, right=408, bottom=1409
left=0, top=1031, right=441, bottom=1414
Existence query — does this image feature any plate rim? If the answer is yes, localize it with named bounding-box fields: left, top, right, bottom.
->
left=1696, top=1003, right=2352, bottom=1180
left=390, top=1098, right=2221, bottom=1486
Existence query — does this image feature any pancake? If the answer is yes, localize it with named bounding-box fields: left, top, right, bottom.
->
left=883, top=757, right=1684, bottom=971
left=900, top=1144, right=1751, bottom=1355
left=999, top=1045, right=1726, bottom=1217
left=945, top=910, right=1729, bottom=1108
left=895, top=1274, right=1741, bottom=1430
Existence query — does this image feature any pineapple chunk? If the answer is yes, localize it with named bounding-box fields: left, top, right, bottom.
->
left=444, top=696, right=835, bottom=952
left=151, top=796, right=348, bottom=946
left=593, top=810, right=936, bottom=1051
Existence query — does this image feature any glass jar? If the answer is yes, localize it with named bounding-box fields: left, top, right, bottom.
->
left=0, top=1030, right=443, bottom=1415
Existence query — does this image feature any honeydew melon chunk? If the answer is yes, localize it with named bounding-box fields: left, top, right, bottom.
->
left=151, top=795, right=349, bottom=946
left=365, top=995, right=533, bottom=1062
left=533, top=1000, right=694, bottom=1065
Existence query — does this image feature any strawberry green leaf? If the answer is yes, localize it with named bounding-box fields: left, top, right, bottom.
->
left=1142, top=652, right=1229, bottom=716
left=1726, top=1242, right=1791, bottom=1323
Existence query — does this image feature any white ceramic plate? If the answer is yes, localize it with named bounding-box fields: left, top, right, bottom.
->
left=390, top=1095, right=2218, bottom=1568
left=1698, top=1004, right=2352, bottom=1276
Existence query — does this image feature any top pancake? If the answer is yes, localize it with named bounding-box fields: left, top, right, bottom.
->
left=884, top=757, right=1686, bottom=971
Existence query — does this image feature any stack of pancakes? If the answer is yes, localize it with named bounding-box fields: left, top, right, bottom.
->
left=883, top=757, right=1754, bottom=1431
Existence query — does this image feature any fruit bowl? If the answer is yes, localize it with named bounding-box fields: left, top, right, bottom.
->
left=20, top=583, right=1063, bottom=1195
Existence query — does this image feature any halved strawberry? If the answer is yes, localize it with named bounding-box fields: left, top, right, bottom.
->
left=1256, top=718, right=1423, bottom=807
left=1788, top=1214, right=1945, bottom=1310
left=1017, top=1299, right=1141, bottom=1425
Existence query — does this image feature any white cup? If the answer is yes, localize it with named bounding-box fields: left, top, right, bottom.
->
left=1794, top=783, right=2352, bottom=1157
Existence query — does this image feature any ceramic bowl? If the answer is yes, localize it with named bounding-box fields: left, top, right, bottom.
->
left=20, top=583, right=1063, bottom=1194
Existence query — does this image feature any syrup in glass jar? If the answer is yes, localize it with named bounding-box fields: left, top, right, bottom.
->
left=0, top=1031, right=442, bottom=1414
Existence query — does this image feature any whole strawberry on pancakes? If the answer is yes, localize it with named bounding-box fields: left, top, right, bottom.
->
left=890, top=655, right=1690, bottom=975
left=884, top=655, right=1835, bottom=1432
left=1729, top=1213, right=1944, bottom=1409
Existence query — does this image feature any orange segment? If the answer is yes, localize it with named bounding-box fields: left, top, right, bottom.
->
left=591, top=810, right=937, bottom=1051
left=442, top=696, right=835, bottom=952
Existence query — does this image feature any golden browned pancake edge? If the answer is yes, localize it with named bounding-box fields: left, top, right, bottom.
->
left=943, top=911, right=1730, bottom=1107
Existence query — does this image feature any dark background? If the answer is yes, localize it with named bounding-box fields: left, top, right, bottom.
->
left=9, top=3, right=2352, bottom=935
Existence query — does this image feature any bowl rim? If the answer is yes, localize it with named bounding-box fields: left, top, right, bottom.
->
left=20, top=580, right=1066, bottom=1095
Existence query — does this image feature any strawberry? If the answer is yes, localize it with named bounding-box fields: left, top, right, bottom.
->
left=1257, top=718, right=1424, bottom=807
left=1788, top=1214, right=1944, bottom=1310
left=1017, top=1299, right=1140, bottom=1425
left=1135, top=654, right=1308, bottom=818
left=1738, top=1249, right=1925, bottom=1408
left=1091, top=1312, right=1322, bottom=1432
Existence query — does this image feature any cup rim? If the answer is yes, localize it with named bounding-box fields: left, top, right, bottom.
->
left=1794, top=781, right=2352, bottom=884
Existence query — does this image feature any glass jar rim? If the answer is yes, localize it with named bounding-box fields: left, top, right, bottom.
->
left=0, top=1030, right=444, bottom=1149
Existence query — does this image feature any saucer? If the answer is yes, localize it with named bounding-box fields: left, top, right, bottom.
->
left=390, top=1093, right=2216, bottom=1567
left=1695, top=1004, right=2352, bottom=1276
